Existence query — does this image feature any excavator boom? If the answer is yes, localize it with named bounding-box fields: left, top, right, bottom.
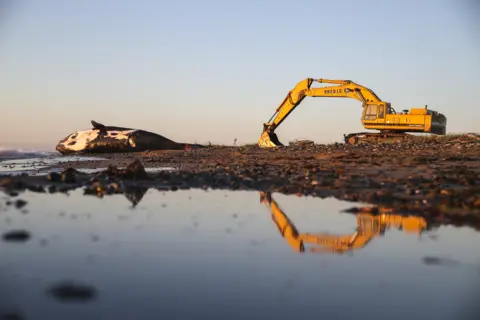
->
left=258, top=77, right=447, bottom=147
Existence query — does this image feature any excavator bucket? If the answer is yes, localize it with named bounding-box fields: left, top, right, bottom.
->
left=258, top=131, right=284, bottom=148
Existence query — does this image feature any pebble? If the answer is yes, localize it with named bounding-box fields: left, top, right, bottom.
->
left=48, top=281, right=97, bottom=302
left=2, top=230, right=31, bottom=242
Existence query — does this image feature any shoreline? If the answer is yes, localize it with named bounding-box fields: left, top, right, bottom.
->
left=1, top=136, right=479, bottom=230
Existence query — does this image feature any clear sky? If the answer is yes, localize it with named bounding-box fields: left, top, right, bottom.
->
left=1, top=0, right=478, bottom=151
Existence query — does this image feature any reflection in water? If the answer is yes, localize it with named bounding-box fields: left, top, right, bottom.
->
left=0, top=188, right=479, bottom=320
left=122, top=186, right=149, bottom=207
left=260, top=191, right=429, bottom=254
left=0, top=156, right=107, bottom=175
left=83, top=183, right=149, bottom=207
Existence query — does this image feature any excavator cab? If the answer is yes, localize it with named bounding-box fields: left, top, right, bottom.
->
left=357, top=214, right=386, bottom=236
left=362, top=103, right=386, bottom=122
left=386, top=103, right=396, bottom=115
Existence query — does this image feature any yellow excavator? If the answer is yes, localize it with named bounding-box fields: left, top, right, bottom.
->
left=259, top=191, right=428, bottom=254
left=258, top=78, right=447, bottom=147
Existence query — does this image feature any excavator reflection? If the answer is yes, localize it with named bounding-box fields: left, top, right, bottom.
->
left=260, top=191, right=429, bottom=254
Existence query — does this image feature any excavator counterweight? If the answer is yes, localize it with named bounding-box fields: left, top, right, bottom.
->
left=258, top=78, right=447, bottom=147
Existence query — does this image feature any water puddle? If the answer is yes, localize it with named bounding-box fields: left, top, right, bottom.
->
left=0, top=189, right=478, bottom=319
left=0, top=156, right=175, bottom=176
left=0, top=156, right=106, bottom=175
left=74, top=167, right=176, bottom=174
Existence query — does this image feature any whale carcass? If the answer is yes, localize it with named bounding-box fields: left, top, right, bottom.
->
left=56, top=120, right=204, bottom=155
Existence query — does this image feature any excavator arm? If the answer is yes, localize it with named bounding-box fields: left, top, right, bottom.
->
left=258, top=77, right=447, bottom=147
left=260, top=191, right=376, bottom=254
left=258, top=78, right=386, bottom=147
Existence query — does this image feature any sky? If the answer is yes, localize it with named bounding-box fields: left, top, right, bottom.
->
left=0, top=0, right=479, bottom=151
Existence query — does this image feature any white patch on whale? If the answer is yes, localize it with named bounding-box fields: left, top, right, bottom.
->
left=59, top=129, right=137, bottom=152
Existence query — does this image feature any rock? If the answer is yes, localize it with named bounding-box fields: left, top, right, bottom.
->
left=0, top=311, right=26, bottom=320
left=61, top=168, right=77, bottom=183
left=14, top=199, right=27, bottom=209
left=2, top=230, right=31, bottom=242
left=102, top=159, right=150, bottom=180
left=47, top=172, right=62, bottom=182
left=0, top=177, right=13, bottom=187
left=123, top=159, right=150, bottom=180
left=47, top=281, right=97, bottom=302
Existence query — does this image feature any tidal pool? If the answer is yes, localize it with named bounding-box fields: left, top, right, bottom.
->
left=0, top=156, right=175, bottom=176
left=0, top=189, right=479, bottom=320
left=0, top=156, right=106, bottom=176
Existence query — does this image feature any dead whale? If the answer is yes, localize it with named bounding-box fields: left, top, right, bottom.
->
left=56, top=120, right=204, bottom=155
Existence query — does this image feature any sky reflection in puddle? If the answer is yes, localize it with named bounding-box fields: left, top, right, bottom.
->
left=0, top=189, right=479, bottom=320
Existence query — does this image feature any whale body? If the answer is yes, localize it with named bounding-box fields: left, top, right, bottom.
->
left=56, top=120, right=204, bottom=155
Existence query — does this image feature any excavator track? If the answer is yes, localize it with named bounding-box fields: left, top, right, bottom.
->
left=343, top=132, right=413, bottom=145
